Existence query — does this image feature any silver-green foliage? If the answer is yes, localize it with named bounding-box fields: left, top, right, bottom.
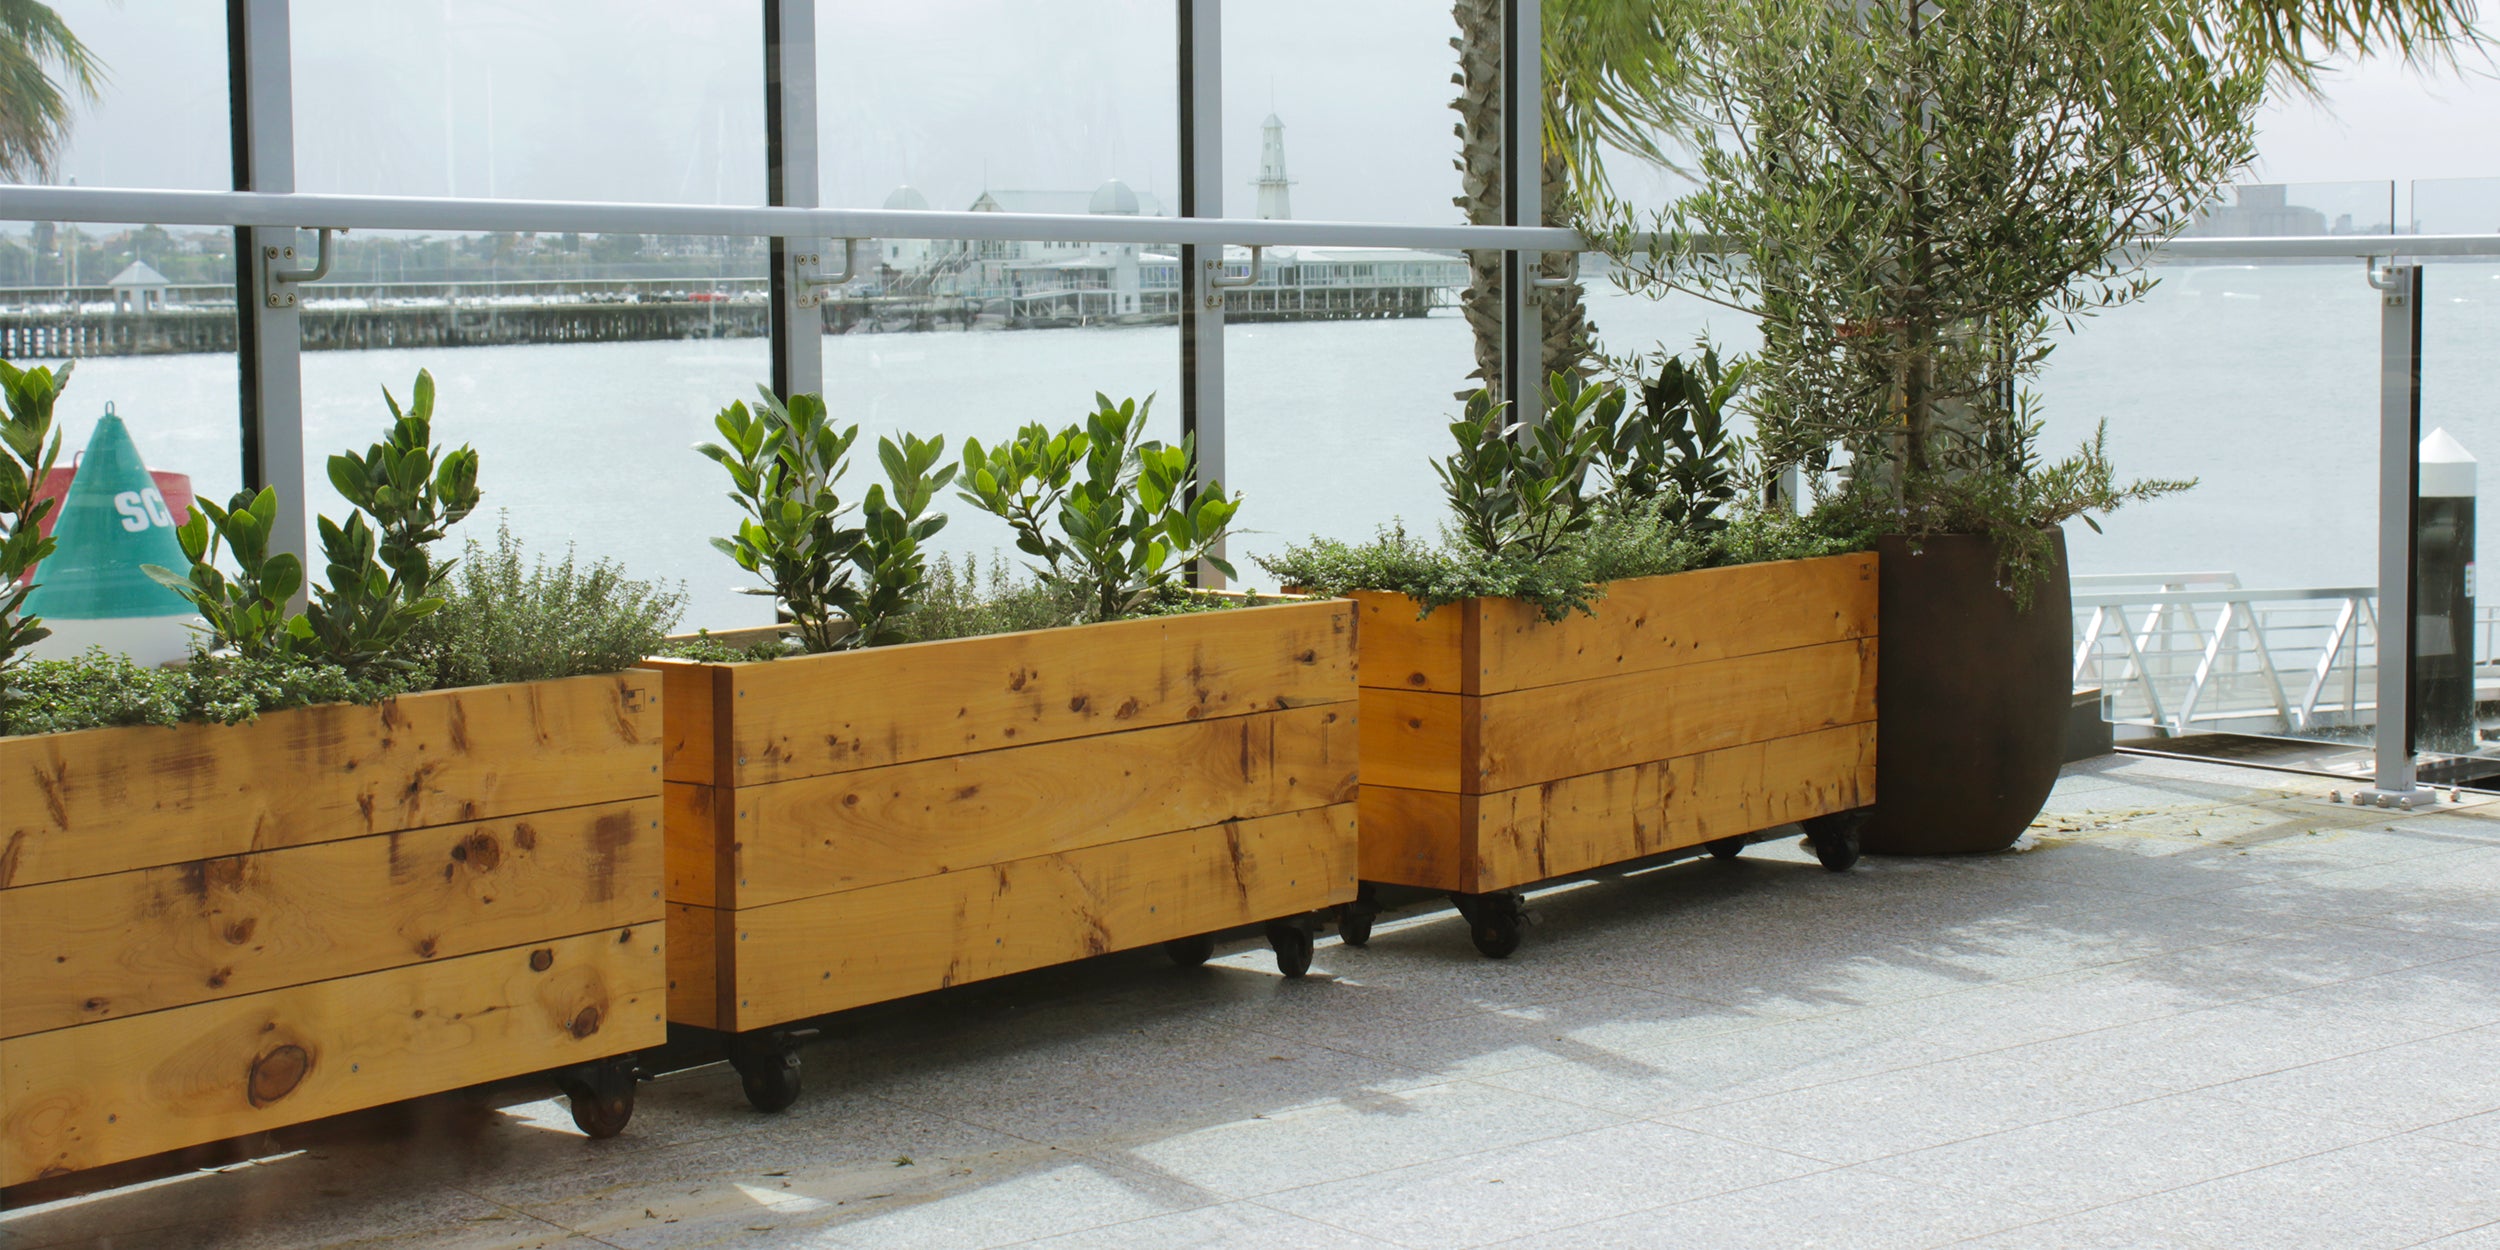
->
left=405, top=519, right=687, bottom=689
left=956, top=394, right=1238, bottom=623
left=1603, top=0, right=2264, bottom=487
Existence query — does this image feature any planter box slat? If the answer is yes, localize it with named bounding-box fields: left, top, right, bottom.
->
left=697, top=602, right=1355, bottom=788
left=1350, top=556, right=1878, bottom=901
left=723, top=703, right=1356, bottom=910
left=664, top=782, right=723, bottom=907
left=0, top=673, right=660, bottom=890
left=665, top=902, right=718, bottom=1026
left=1, top=798, right=661, bottom=1040
left=656, top=659, right=722, bottom=786
left=2, top=922, right=663, bottom=1185
left=1352, top=596, right=1466, bottom=692
left=654, top=601, right=1361, bottom=1040
left=1361, top=638, right=1875, bottom=796
left=1469, top=553, right=1878, bottom=694
left=1355, top=785, right=1468, bottom=890
left=1356, top=689, right=1472, bottom=793
left=1472, top=638, right=1875, bottom=793
left=1470, top=723, right=1877, bottom=892
left=711, top=805, right=1356, bottom=1031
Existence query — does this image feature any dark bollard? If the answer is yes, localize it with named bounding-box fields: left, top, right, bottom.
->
left=2415, top=427, right=2477, bottom=755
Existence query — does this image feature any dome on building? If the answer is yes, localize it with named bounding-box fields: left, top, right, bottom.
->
left=882, top=184, right=930, bottom=211
left=1088, top=179, right=1142, bottom=215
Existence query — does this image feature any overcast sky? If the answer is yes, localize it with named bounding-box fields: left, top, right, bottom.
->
left=30, top=0, right=2500, bottom=227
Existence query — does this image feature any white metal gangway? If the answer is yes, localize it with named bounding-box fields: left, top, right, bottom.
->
left=2073, top=572, right=2500, bottom=737
left=2072, top=573, right=2381, bottom=735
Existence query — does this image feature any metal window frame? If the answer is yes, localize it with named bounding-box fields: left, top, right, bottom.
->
left=764, top=0, right=823, bottom=401
left=1177, top=0, right=1225, bottom=585
left=226, top=0, right=307, bottom=575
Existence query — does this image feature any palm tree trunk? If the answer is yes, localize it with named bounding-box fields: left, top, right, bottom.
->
left=1538, top=144, right=1599, bottom=386
left=1451, top=0, right=1505, bottom=400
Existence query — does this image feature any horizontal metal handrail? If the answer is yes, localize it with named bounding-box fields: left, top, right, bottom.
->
left=0, top=185, right=1586, bottom=251
left=2071, top=585, right=2376, bottom=608
left=2156, top=235, right=2500, bottom=261
left=5, top=184, right=2500, bottom=261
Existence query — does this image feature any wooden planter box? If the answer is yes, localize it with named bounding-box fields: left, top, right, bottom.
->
left=0, top=672, right=666, bottom=1188
left=1353, top=553, right=1879, bottom=953
left=652, top=599, right=1360, bottom=1107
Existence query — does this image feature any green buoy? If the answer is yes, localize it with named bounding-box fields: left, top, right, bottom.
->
left=23, top=409, right=199, bottom=665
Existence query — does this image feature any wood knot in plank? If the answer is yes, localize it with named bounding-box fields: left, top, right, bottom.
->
left=451, top=832, right=502, bottom=871
left=529, top=948, right=555, bottom=972
left=247, top=1044, right=312, bottom=1106
left=568, top=1004, right=603, bottom=1039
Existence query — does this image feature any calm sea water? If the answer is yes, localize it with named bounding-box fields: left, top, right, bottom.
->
left=32, top=262, right=2500, bottom=631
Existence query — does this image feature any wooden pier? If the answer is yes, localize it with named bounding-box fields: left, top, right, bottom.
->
left=0, top=277, right=1450, bottom=358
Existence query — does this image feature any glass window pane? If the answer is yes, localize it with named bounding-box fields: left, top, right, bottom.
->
left=820, top=3, right=1177, bottom=215
left=0, top=218, right=242, bottom=559
left=2183, top=180, right=2398, bottom=237
left=812, top=235, right=1180, bottom=594
left=1223, top=2, right=1465, bottom=224
left=30, top=0, right=230, bottom=191
left=296, top=230, right=771, bottom=631
left=292, top=1, right=764, bottom=203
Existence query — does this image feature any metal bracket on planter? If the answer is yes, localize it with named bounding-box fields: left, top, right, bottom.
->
left=260, top=227, right=339, bottom=309
left=1203, top=245, right=1263, bottom=309
left=792, top=239, right=859, bottom=308
left=1529, top=250, right=1580, bottom=290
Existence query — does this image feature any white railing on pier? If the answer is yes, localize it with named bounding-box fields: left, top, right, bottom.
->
left=2074, top=574, right=2500, bottom=736
left=2072, top=575, right=2382, bottom=735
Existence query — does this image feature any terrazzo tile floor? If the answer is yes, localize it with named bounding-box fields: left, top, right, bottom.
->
left=11, top=752, right=2500, bottom=1248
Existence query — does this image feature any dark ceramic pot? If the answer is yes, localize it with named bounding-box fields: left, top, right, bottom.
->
left=1862, top=529, right=2070, bottom=855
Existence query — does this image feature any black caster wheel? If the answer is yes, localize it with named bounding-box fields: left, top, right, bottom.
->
left=1802, top=810, right=1868, bottom=872
left=1337, top=883, right=1382, bottom=948
left=1450, top=891, right=1525, bottom=959
left=1266, top=919, right=1316, bottom=978
left=558, top=1054, right=638, bottom=1139
left=1706, top=836, right=1748, bottom=860
left=727, top=1032, right=803, bottom=1114
left=1163, top=933, right=1217, bottom=969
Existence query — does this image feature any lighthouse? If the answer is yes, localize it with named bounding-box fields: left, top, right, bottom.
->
left=1252, top=114, right=1294, bottom=220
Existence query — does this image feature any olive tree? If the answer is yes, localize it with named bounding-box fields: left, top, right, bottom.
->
left=1607, top=0, right=2264, bottom=501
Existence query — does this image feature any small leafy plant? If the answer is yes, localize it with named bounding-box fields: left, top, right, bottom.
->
left=700, top=388, right=863, bottom=653
left=699, top=388, right=960, bottom=652
left=1437, top=377, right=1616, bottom=562
left=149, top=370, right=481, bottom=676
left=1604, top=348, right=1746, bottom=535
left=957, top=394, right=1238, bottom=623
left=0, top=359, right=70, bottom=718
left=152, top=486, right=305, bottom=660
left=1265, top=350, right=1842, bottom=622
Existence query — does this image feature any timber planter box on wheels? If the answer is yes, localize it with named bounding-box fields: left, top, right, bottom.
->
left=1352, top=553, right=1879, bottom=957
left=652, top=597, right=1360, bottom=1112
left=0, top=672, right=668, bottom=1188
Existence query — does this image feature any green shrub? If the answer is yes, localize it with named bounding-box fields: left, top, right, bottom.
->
left=403, top=520, right=687, bottom=689
left=888, top=552, right=1091, bottom=643
left=1, top=646, right=415, bottom=738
